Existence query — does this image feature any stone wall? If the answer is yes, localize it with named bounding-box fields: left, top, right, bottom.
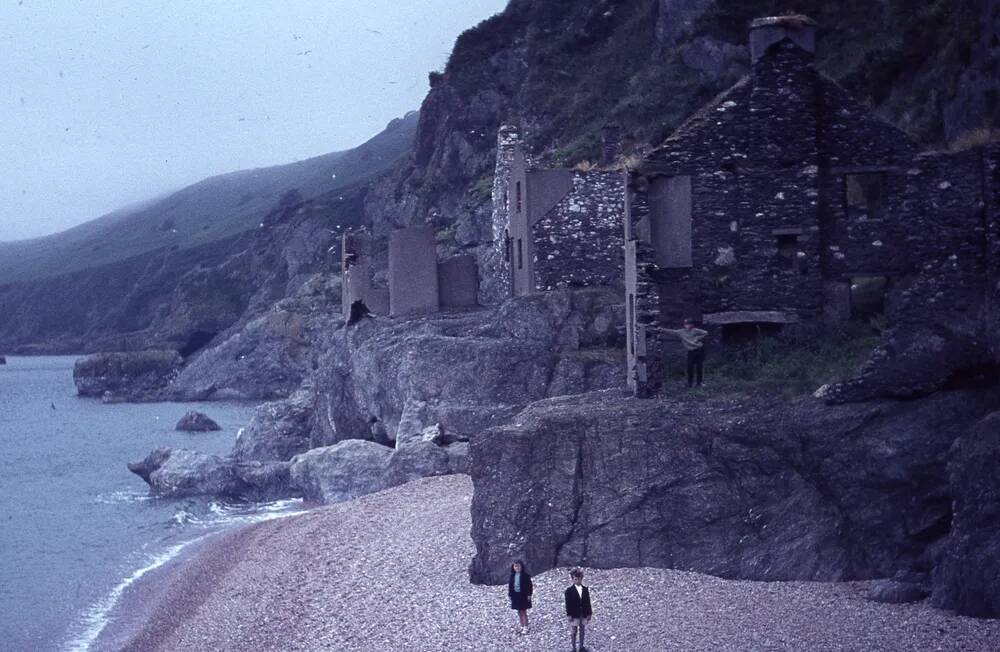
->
left=822, top=145, right=997, bottom=402
left=625, top=36, right=942, bottom=396
left=532, top=170, right=625, bottom=291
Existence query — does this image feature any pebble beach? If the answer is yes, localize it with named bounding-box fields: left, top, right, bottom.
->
left=102, top=475, right=1000, bottom=651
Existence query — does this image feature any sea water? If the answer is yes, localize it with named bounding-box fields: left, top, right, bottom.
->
left=0, top=356, right=303, bottom=651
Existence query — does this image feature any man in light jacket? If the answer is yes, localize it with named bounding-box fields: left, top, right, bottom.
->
left=664, top=318, right=709, bottom=387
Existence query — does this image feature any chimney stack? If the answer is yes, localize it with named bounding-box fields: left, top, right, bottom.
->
left=601, top=123, right=621, bottom=166
left=749, top=15, right=817, bottom=63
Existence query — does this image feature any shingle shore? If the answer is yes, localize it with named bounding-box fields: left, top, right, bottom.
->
left=106, top=475, right=1000, bottom=651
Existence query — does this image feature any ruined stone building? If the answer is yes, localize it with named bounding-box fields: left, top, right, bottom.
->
left=624, top=15, right=1000, bottom=397
left=341, top=226, right=478, bottom=319
left=491, top=126, right=626, bottom=298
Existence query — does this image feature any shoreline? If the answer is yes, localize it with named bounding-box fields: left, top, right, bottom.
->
left=89, top=502, right=310, bottom=652
left=87, top=474, right=1000, bottom=652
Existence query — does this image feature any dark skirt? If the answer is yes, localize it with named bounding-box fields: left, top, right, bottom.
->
left=509, top=591, right=532, bottom=611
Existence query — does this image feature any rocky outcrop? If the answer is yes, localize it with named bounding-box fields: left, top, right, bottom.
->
left=933, top=410, right=1000, bottom=618
left=127, top=447, right=294, bottom=501
left=166, top=275, right=342, bottom=401
left=233, top=388, right=318, bottom=463
left=311, top=288, right=625, bottom=449
left=175, top=411, right=222, bottom=432
left=73, top=350, right=183, bottom=402
left=467, top=387, right=1000, bottom=603
left=287, top=438, right=466, bottom=504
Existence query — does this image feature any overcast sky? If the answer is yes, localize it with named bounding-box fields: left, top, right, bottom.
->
left=0, top=0, right=507, bottom=241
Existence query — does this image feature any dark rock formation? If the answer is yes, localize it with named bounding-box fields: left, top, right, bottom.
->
left=175, top=411, right=222, bottom=432
left=933, top=410, right=1000, bottom=618
left=468, top=388, right=999, bottom=598
left=73, top=350, right=183, bottom=402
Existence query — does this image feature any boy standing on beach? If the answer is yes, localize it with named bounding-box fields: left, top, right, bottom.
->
left=564, top=568, right=593, bottom=652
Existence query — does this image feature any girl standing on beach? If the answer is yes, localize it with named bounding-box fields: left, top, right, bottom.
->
left=508, top=559, right=533, bottom=635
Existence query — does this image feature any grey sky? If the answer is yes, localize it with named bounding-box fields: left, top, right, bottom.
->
left=0, top=0, right=507, bottom=241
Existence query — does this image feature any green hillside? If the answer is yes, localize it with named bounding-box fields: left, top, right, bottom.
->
left=0, top=112, right=417, bottom=285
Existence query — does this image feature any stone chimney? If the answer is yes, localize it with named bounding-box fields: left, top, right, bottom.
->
left=497, top=124, right=521, bottom=153
left=601, top=123, right=621, bottom=166
left=749, top=15, right=817, bottom=63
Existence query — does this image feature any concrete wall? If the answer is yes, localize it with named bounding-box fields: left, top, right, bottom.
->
left=438, top=255, right=479, bottom=308
left=388, top=225, right=439, bottom=317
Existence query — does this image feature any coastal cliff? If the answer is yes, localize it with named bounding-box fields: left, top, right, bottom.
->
left=43, top=0, right=1000, bottom=627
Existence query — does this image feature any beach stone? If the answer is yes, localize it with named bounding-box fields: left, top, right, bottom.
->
left=868, top=579, right=928, bottom=604
left=386, top=440, right=451, bottom=486
left=175, top=411, right=222, bottom=432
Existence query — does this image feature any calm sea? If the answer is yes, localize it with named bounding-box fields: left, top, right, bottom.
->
left=0, top=356, right=302, bottom=651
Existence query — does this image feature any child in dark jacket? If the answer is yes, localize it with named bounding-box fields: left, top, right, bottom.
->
left=508, top=560, right=533, bottom=635
left=564, top=567, right=593, bottom=651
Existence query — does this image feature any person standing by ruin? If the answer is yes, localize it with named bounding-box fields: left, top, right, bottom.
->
left=565, top=567, right=593, bottom=652
left=664, top=318, right=708, bottom=387
left=508, top=559, right=533, bottom=635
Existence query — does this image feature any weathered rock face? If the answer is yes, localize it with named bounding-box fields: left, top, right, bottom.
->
left=165, top=272, right=343, bottom=402
left=468, top=388, right=1000, bottom=598
left=233, top=388, right=318, bottom=463
left=127, top=447, right=295, bottom=501
left=73, top=350, right=183, bottom=402
left=933, top=410, right=1000, bottom=618
left=310, top=288, right=625, bottom=449
left=288, top=440, right=394, bottom=504
left=175, top=411, right=222, bottom=432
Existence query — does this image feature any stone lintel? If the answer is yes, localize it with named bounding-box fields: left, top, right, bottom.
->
left=703, top=310, right=800, bottom=325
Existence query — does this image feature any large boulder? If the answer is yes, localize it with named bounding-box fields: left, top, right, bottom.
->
left=932, top=410, right=1000, bottom=617
left=289, top=440, right=393, bottom=503
left=74, top=350, right=183, bottom=402
left=127, top=447, right=295, bottom=501
left=468, top=388, right=1000, bottom=586
left=233, top=388, right=317, bottom=462
left=128, top=448, right=239, bottom=498
left=175, top=411, right=222, bottom=432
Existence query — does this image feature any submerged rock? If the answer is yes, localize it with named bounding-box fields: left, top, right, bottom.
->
left=175, top=411, right=222, bottom=432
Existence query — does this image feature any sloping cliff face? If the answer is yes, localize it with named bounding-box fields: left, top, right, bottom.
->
left=0, top=114, right=416, bottom=354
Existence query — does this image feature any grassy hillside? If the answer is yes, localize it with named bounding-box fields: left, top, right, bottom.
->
left=0, top=112, right=417, bottom=285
